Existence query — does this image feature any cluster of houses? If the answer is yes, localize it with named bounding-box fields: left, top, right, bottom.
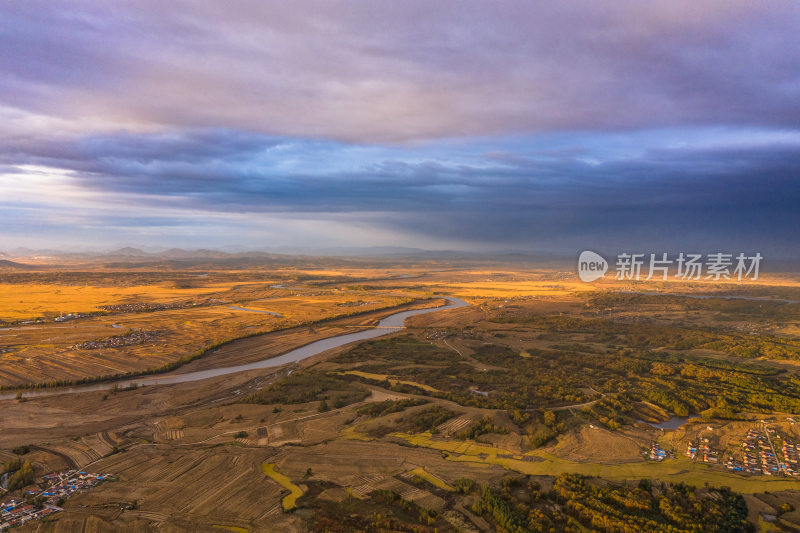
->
left=647, top=442, right=670, bottom=461
left=54, top=312, right=94, bottom=323
left=73, top=329, right=158, bottom=350
left=99, top=301, right=189, bottom=313
left=425, top=329, right=450, bottom=341
left=37, top=470, right=110, bottom=501
left=0, top=470, right=110, bottom=530
left=0, top=502, right=57, bottom=531
left=781, top=439, right=799, bottom=474
left=735, top=427, right=780, bottom=474
left=639, top=423, right=800, bottom=478
left=335, top=299, right=378, bottom=307
left=686, top=438, right=719, bottom=464
left=725, top=426, right=800, bottom=476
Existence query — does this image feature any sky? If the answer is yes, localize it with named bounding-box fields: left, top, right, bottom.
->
left=1, top=1, right=799, bottom=256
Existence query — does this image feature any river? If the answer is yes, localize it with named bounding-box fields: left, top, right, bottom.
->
left=638, top=415, right=693, bottom=430
left=0, top=297, right=469, bottom=401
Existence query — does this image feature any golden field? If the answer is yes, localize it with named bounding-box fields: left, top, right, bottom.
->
left=2, top=261, right=800, bottom=531
left=0, top=270, right=423, bottom=387
left=0, top=282, right=247, bottom=321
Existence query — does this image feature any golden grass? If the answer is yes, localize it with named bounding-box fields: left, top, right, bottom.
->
left=346, top=487, right=365, bottom=500
left=394, top=432, right=800, bottom=494
left=0, top=282, right=239, bottom=320
left=339, top=426, right=374, bottom=441
left=414, top=280, right=592, bottom=298
left=0, top=287, right=416, bottom=387
left=0, top=281, right=410, bottom=322
left=407, top=272, right=800, bottom=300
left=338, top=370, right=439, bottom=393
left=409, top=466, right=455, bottom=491
left=758, top=517, right=782, bottom=532
left=338, top=370, right=391, bottom=381
left=262, top=462, right=303, bottom=511
left=212, top=526, right=249, bottom=533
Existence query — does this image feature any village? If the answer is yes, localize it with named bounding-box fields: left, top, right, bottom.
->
left=645, top=423, right=800, bottom=478
left=0, top=471, right=111, bottom=530
left=725, top=425, right=800, bottom=477
left=72, top=329, right=159, bottom=350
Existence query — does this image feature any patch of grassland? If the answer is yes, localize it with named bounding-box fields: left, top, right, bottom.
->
left=0, top=282, right=238, bottom=320
left=339, top=370, right=440, bottom=392
left=408, top=467, right=455, bottom=491
left=394, top=432, right=800, bottom=494
left=356, top=398, right=429, bottom=417
left=369, top=406, right=458, bottom=437
left=262, top=462, right=304, bottom=511
left=212, top=526, right=249, bottom=533
left=339, top=426, right=374, bottom=441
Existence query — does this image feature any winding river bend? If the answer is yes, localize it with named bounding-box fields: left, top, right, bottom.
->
left=0, top=297, right=469, bottom=401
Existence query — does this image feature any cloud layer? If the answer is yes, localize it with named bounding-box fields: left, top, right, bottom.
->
left=1, top=1, right=798, bottom=254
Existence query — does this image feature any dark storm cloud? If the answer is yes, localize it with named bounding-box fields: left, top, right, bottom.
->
left=2, top=128, right=798, bottom=254
left=1, top=1, right=798, bottom=252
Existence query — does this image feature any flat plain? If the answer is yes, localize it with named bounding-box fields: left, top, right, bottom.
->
left=2, top=256, right=800, bottom=532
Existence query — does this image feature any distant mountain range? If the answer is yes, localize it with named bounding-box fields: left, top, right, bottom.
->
left=0, top=259, right=38, bottom=270
left=1, top=247, right=798, bottom=271
left=0, top=246, right=573, bottom=269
